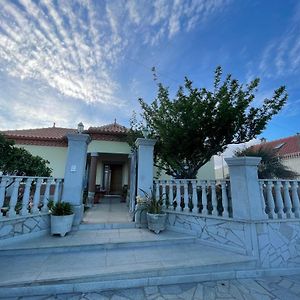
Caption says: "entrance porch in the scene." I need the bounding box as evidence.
[83,196,132,224]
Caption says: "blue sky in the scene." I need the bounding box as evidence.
[0,0,299,141]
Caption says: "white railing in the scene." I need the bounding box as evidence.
[154,179,232,218]
[0,176,64,219]
[260,180,300,219]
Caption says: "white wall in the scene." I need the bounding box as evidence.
[15,144,68,178]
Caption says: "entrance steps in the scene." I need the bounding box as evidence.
[0,227,258,298]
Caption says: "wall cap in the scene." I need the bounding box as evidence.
[225,156,261,167]
[135,138,156,147]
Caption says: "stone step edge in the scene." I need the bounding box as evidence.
[77,222,137,230]
[0,236,197,256]
[5,263,297,299]
[0,257,257,291]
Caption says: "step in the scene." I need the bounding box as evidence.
[0,228,196,255]
[79,222,137,230]
[0,242,257,298]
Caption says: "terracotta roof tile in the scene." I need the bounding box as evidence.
[87,122,128,134]
[252,134,300,156]
[2,127,76,140]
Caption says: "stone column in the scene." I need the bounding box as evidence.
[62,133,91,225]
[87,152,98,208]
[135,138,156,196]
[225,157,267,221]
[135,138,156,227]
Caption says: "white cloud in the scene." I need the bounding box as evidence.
[0,0,231,128]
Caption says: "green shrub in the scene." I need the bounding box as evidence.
[51,201,73,216]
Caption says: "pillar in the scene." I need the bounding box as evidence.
[62,133,91,225]
[225,157,267,221]
[135,138,156,196]
[87,152,98,207]
[135,138,156,227]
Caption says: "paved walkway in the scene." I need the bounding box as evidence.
[8,275,300,299]
[83,196,131,223]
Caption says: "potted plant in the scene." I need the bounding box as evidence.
[138,189,167,234]
[50,201,74,236]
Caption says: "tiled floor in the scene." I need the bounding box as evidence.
[82,196,132,223]
[9,275,300,299]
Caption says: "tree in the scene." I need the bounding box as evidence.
[235,146,299,179]
[132,66,287,179]
[0,133,52,177]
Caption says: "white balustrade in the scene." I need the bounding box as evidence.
[260,180,300,219]
[175,180,181,212]
[20,178,33,216]
[191,180,198,213]
[210,181,218,216]
[182,180,189,213]
[291,181,300,218]
[201,181,208,216]
[154,179,231,218]
[0,177,9,218]
[0,176,63,219]
[221,181,229,218]
[168,180,174,209]
[41,179,52,213]
[161,180,167,208]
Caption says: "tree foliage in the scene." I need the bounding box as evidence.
[132,66,287,179]
[0,133,52,176]
[235,146,299,179]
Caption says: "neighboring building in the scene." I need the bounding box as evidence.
[251,134,300,179]
[214,134,300,180]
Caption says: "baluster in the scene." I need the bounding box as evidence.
[221,180,229,217]
[283,181,293,218]
[155,180,160,201]
[7,177,22,218]
[191,180,198,213]
[161,180,167,209]
[20,178,33,216]
[42,178,52,213]
[31,178,43,214]
[266,181,275,219]
[0,177,9,218]
[168,180,174,209]
[210,181,218,216]
[175,180,181,212]
[201,181,208,215]
[53,179,61,203]
[274,181,285,219]
[259,181,268,217]
[182,180,189,212]
[291,181,300,218]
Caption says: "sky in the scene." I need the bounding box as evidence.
[0,0,299,142]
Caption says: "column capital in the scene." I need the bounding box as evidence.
[135,138,156,148]
[67,133,91,144]
[225,156,261,167]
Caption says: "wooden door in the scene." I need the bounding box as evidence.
[110,164,123,195]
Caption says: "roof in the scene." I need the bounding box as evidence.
[1,122,128,147]
[2,127,77,140]
[251,134,300,157]
[87,123,128,134]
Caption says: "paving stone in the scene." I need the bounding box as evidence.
[84,293,108,300]
[119,288,145,300]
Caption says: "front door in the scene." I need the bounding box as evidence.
[110,164,123,195]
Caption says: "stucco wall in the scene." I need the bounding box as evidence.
[88,140,131,154]
[282,157,300,179]
[15,144,67,178]
[155,157,216,180]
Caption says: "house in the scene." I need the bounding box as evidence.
[2,122,131,200]
[251,134,300,179]
[2,122,217,201]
